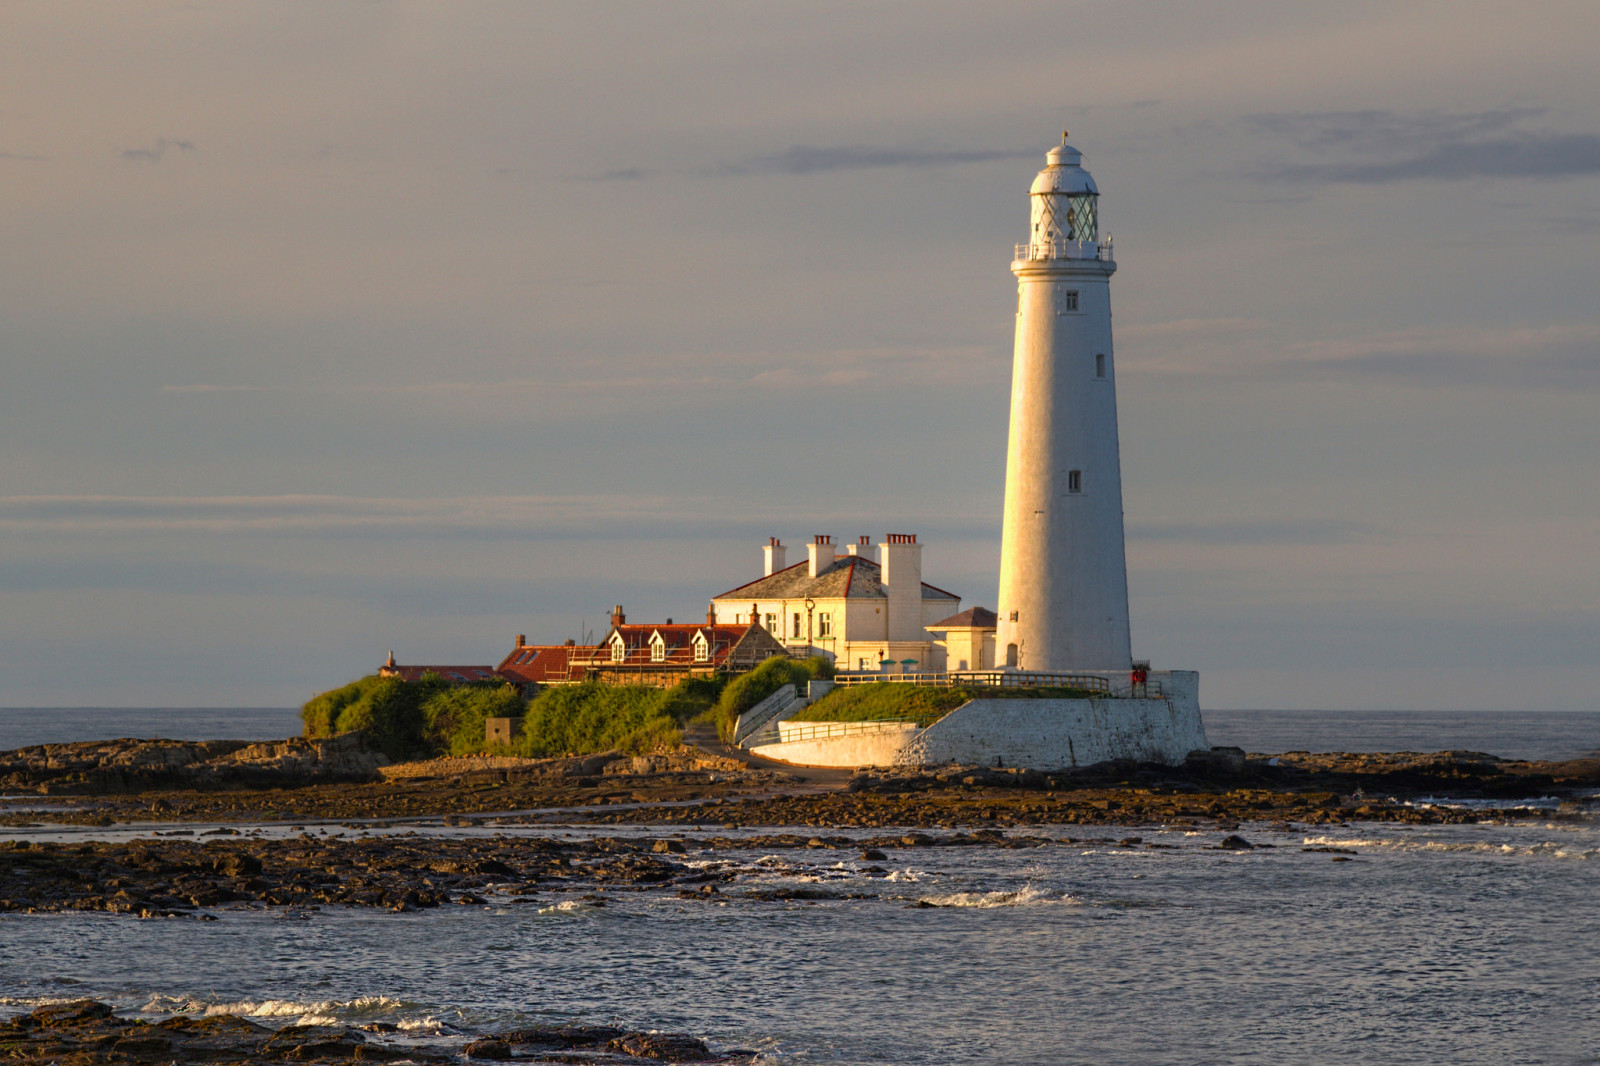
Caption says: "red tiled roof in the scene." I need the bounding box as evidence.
[580,623,765,669]
[381,665,498,683]
[495,644,595,684]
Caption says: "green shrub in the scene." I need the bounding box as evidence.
[420,683,526,756]
[302,674,524,760]
[706,655,830,742]
[515,682,684,757]
[791,682,974,727]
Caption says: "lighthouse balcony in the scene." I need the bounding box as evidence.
[1014,237,1114,263]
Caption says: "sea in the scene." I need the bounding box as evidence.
[2,707,1597,1064]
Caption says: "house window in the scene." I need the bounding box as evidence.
[693,637,709,662]
[610,639,625,662]
[763,613,778,634]
[1057,289,1079,314]
[1068,470,1082,493]
[792,613,802,638]
[1096,353,1106,378]
[650,638,665,663]
[817,612,832,637]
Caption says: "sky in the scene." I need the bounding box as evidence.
[1,2,1597,711]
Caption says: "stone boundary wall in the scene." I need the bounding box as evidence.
[748,671,1208,770]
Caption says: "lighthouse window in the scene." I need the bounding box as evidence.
[1056,289,1079,314]
[1068,470,1082,493]
[1096,353,1106,378]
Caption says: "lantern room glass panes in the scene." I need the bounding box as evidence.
[1067,194,1097,240]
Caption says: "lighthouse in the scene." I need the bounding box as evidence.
[995,136,1132,673]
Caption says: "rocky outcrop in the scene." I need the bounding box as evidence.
[376,747,750,782]
[0,1000,746,1064]
[0,732,388,794]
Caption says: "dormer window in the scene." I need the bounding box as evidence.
[609,636,626,662]
[649,633,666,662]
[693,633,710,662]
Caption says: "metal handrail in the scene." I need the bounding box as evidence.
[1013,237,1113,262]
[829,671,1111,693]
[771,718,920,744]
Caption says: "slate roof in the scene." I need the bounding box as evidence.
[927,606,999,630]
[713,556,959,603]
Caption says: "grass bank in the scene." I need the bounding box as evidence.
[791,680,1108,729]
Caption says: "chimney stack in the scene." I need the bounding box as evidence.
[880,534,923,643]
[846,535,874,562]
[611,604,625,628]
[706,602,716,626]
[515,634,526,648]
[763,537,787,576]
[808,535,835,578]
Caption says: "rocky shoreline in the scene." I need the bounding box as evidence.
[3,737,1595,832]
[0,999,750,1064]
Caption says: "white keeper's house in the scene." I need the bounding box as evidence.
[709,535,970,673]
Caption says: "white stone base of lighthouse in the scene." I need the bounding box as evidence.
[748,670,1209,770]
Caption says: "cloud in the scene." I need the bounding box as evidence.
[1121,318,1600,392]
[1285,326,1600,390]
[0,494,999,542]
[120,137,196,163]
[159,343,1004,400]
[0,150,47,162]
[1127,519,1374,547]
[582,166,652,182]
[714,143,1037,177]
[1247,109,1600,184]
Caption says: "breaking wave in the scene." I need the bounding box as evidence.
[140,994,418,1027]
[914,885,1071,908]
[1300,835,1599,859]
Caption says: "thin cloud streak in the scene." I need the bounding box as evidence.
[1248,109,1600,183]
[1122,320,1600,392]
[0,494,1000,541]
[716,144,1036,176]
[119,137,196,163]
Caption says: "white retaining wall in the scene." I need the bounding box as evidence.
[749,670,1207,770]
[751,721,919,768]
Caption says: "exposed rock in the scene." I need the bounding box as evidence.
[0,733,388,794]
[608,1031,714,1061]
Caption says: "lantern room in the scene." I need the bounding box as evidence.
[1029,137,1099,248]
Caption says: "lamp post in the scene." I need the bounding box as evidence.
[804,598,816,653]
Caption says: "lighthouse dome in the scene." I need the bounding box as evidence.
[1030,142,1098,196]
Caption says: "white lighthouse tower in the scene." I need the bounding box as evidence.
[995,135,1132,673]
